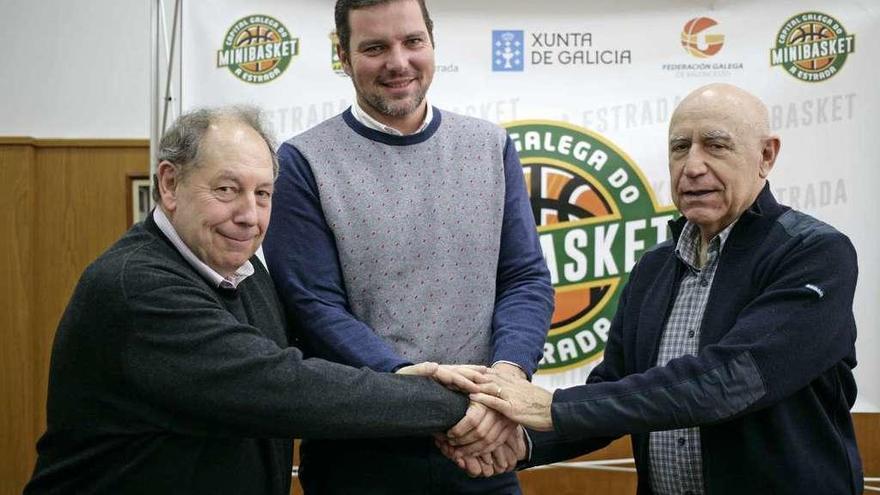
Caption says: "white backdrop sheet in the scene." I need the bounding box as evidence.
[176,0,879,411]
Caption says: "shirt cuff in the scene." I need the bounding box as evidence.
[390,361,414,373]
[491,360,528,378]
[491,360,522,368]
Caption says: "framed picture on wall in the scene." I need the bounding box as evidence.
[127,175,152,226]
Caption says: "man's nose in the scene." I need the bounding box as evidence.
[385,44,408,72]
[234,192,259,226]
[682,147,708,176]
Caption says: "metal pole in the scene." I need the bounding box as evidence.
[161,0,181,137]
[149,0,160,207]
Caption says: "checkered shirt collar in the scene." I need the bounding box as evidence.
[675,220,737,271]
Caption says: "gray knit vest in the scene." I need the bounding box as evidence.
[290,110,507,365]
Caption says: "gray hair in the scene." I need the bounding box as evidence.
[152,105,278,202]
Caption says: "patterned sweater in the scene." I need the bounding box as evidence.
[264,107,554,373]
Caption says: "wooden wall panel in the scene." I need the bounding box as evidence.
[0,142,36,495]
[519,436,637,494]
[856,413,880,480]
[31,142,149,439]
[0,138,148,495]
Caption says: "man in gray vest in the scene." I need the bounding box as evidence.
[262,0,554,492]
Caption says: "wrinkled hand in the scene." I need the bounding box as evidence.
[396,362,489,394]
[435,425,527,477]
[444,402,517,456]
[491,362,526,379]
[469,369,554,431]
[432,363,527,458]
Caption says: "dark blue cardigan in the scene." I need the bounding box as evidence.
[529,184,862,494]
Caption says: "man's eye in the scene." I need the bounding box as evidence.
[215,187,237,200]
[363,45,383,54]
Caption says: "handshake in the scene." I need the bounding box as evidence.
[396,362,555,478]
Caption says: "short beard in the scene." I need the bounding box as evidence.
[362,87,427,118]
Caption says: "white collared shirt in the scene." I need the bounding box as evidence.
[351,99,433,135]
[153,208,255,289]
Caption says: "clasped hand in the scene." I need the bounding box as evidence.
[398,363,552,477]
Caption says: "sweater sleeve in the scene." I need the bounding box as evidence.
[119,262,467,439]
[262,143,410,372]
[490,136,555,377]
[549,230,858,439]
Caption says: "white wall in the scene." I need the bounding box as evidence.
[0,0,150,138]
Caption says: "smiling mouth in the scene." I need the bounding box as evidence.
[682,189,717,198]
[381,78,415,89]
[220,233,255,245]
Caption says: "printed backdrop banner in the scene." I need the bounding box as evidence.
[178,0,879,411]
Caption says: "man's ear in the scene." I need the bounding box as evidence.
[337,44,352,76]
[759,136,781,179]
[156,160,181,212]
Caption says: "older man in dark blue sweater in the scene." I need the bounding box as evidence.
[468,83,863,494]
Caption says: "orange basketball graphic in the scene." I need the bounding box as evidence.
[787,22,836,71]
[508,121,676,371]
[524,162,613,329]
[681,17,725,58]
[234,25,282,74]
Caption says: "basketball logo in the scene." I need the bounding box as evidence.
[680,17,724,58]
[217,15,300,84]
[506,121,677,373]
[330,31,347,77]
[524,163,614,331]
[770,12,855,82]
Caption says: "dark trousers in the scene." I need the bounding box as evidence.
[299,437,521,495]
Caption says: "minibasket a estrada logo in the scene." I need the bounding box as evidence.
[770,11,855,82]
[504,121,676,372]
[217,15,300,84]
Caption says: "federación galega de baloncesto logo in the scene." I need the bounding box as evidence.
[770,12,855,82]
[505,121,676,372]
[681,17,724,58]
[217,15,300,84]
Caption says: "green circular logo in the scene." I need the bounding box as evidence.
[504,120,677,373]
[770,12,855,83]
[216,15,300,84]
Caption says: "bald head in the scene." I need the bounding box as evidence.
[672,83,771,142]
[667,84,781,243]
